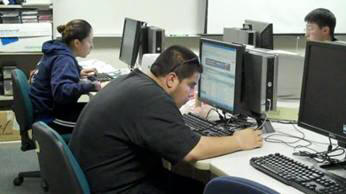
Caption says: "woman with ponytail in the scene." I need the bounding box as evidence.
[30,19,101,133]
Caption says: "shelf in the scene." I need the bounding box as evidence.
[0,4,51,9]
[56,33,202,38]
[167,34,201,38]
[91,34,200,38]
[0,52,43,55]
[0,95,13,101]
[0,5,22,9]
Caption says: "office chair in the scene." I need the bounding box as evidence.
[11,68,40,186]
[11,68,71,187]
[32,121,90,194]
[204,176,279,194]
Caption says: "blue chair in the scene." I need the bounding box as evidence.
[11,68,71,187]
[32,121,90,194]
[204,176,279,194]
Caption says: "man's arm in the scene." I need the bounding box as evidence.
[183,128,263,161]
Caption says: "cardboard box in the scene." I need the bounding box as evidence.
[0,23,52,52]
[0,111,20,142]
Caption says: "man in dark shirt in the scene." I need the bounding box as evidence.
[69,45,263,194]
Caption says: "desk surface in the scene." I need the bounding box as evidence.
[197,122,346,193]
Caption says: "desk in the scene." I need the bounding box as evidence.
[187,100,301,171]
[78,81,110,103]
[185,100,345,193]
[201,123,346,193]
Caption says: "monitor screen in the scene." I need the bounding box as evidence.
[298,41,346,145]
[198,38,244,114]
[119,18,146,68]
[244,19,273,49]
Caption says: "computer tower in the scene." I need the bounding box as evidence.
[242,49,278,114]
[223,27,256,46]
[139,26,165,65]
[269,51,304,98]
[147,26,165,53]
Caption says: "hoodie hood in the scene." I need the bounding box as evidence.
[42,40,74,57]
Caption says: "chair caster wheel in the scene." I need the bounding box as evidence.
[41,180,49,192]
[13,176,24,186]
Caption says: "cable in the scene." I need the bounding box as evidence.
[264,123,312,149]
[257,113,268,129]
[205,108,217,120]
[270,118,297,125]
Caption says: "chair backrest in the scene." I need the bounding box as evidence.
[11,68,35,151]
[32,121,90,194]
[11,68,33,131]
[204,176,279,194]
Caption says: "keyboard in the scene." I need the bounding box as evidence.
[94,73,114,82]
[183,113,234,136]
[250,153,346,194]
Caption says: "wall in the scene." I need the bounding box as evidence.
[83,35,346,68]
[53,0,205,36]
[207,0,346,34]
[81,37,201,68]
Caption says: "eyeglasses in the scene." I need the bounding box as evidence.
[169,57,200,72]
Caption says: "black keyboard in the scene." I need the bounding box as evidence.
[183,113,234,136]
[250,153,346,194]
[95,73,114,82]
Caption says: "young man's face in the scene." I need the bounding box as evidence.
[171,72,200,108]
[305,22,331,41]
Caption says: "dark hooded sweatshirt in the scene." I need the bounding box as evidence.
[29,40,95,123]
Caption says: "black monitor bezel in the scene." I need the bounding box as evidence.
[198,38,245,114]
[119,18,146,68]
[244,19,273,50]
[298,40,346,145]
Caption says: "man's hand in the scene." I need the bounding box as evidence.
[92,81,102,91]
[80,67,97,78]
[233,128,263,150]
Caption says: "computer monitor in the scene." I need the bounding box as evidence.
[244,19,273,49]
[119,18,146,68]
[198,38,245,114]
[298,41,346,148]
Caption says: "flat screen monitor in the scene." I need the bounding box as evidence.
[298,41,346,146]
[119,18,146,68]
[199,38,245,114]
[244,19,273,49]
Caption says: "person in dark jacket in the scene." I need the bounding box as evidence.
[30,19,101,133]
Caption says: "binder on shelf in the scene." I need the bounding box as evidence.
[0,23,52,52]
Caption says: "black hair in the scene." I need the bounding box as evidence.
[151,45,203,80]
[57,19,92,45]
[304,8,336,39]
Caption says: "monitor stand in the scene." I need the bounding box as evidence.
[254,113,275,134]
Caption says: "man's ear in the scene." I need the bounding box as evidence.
[165,72,179,89]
